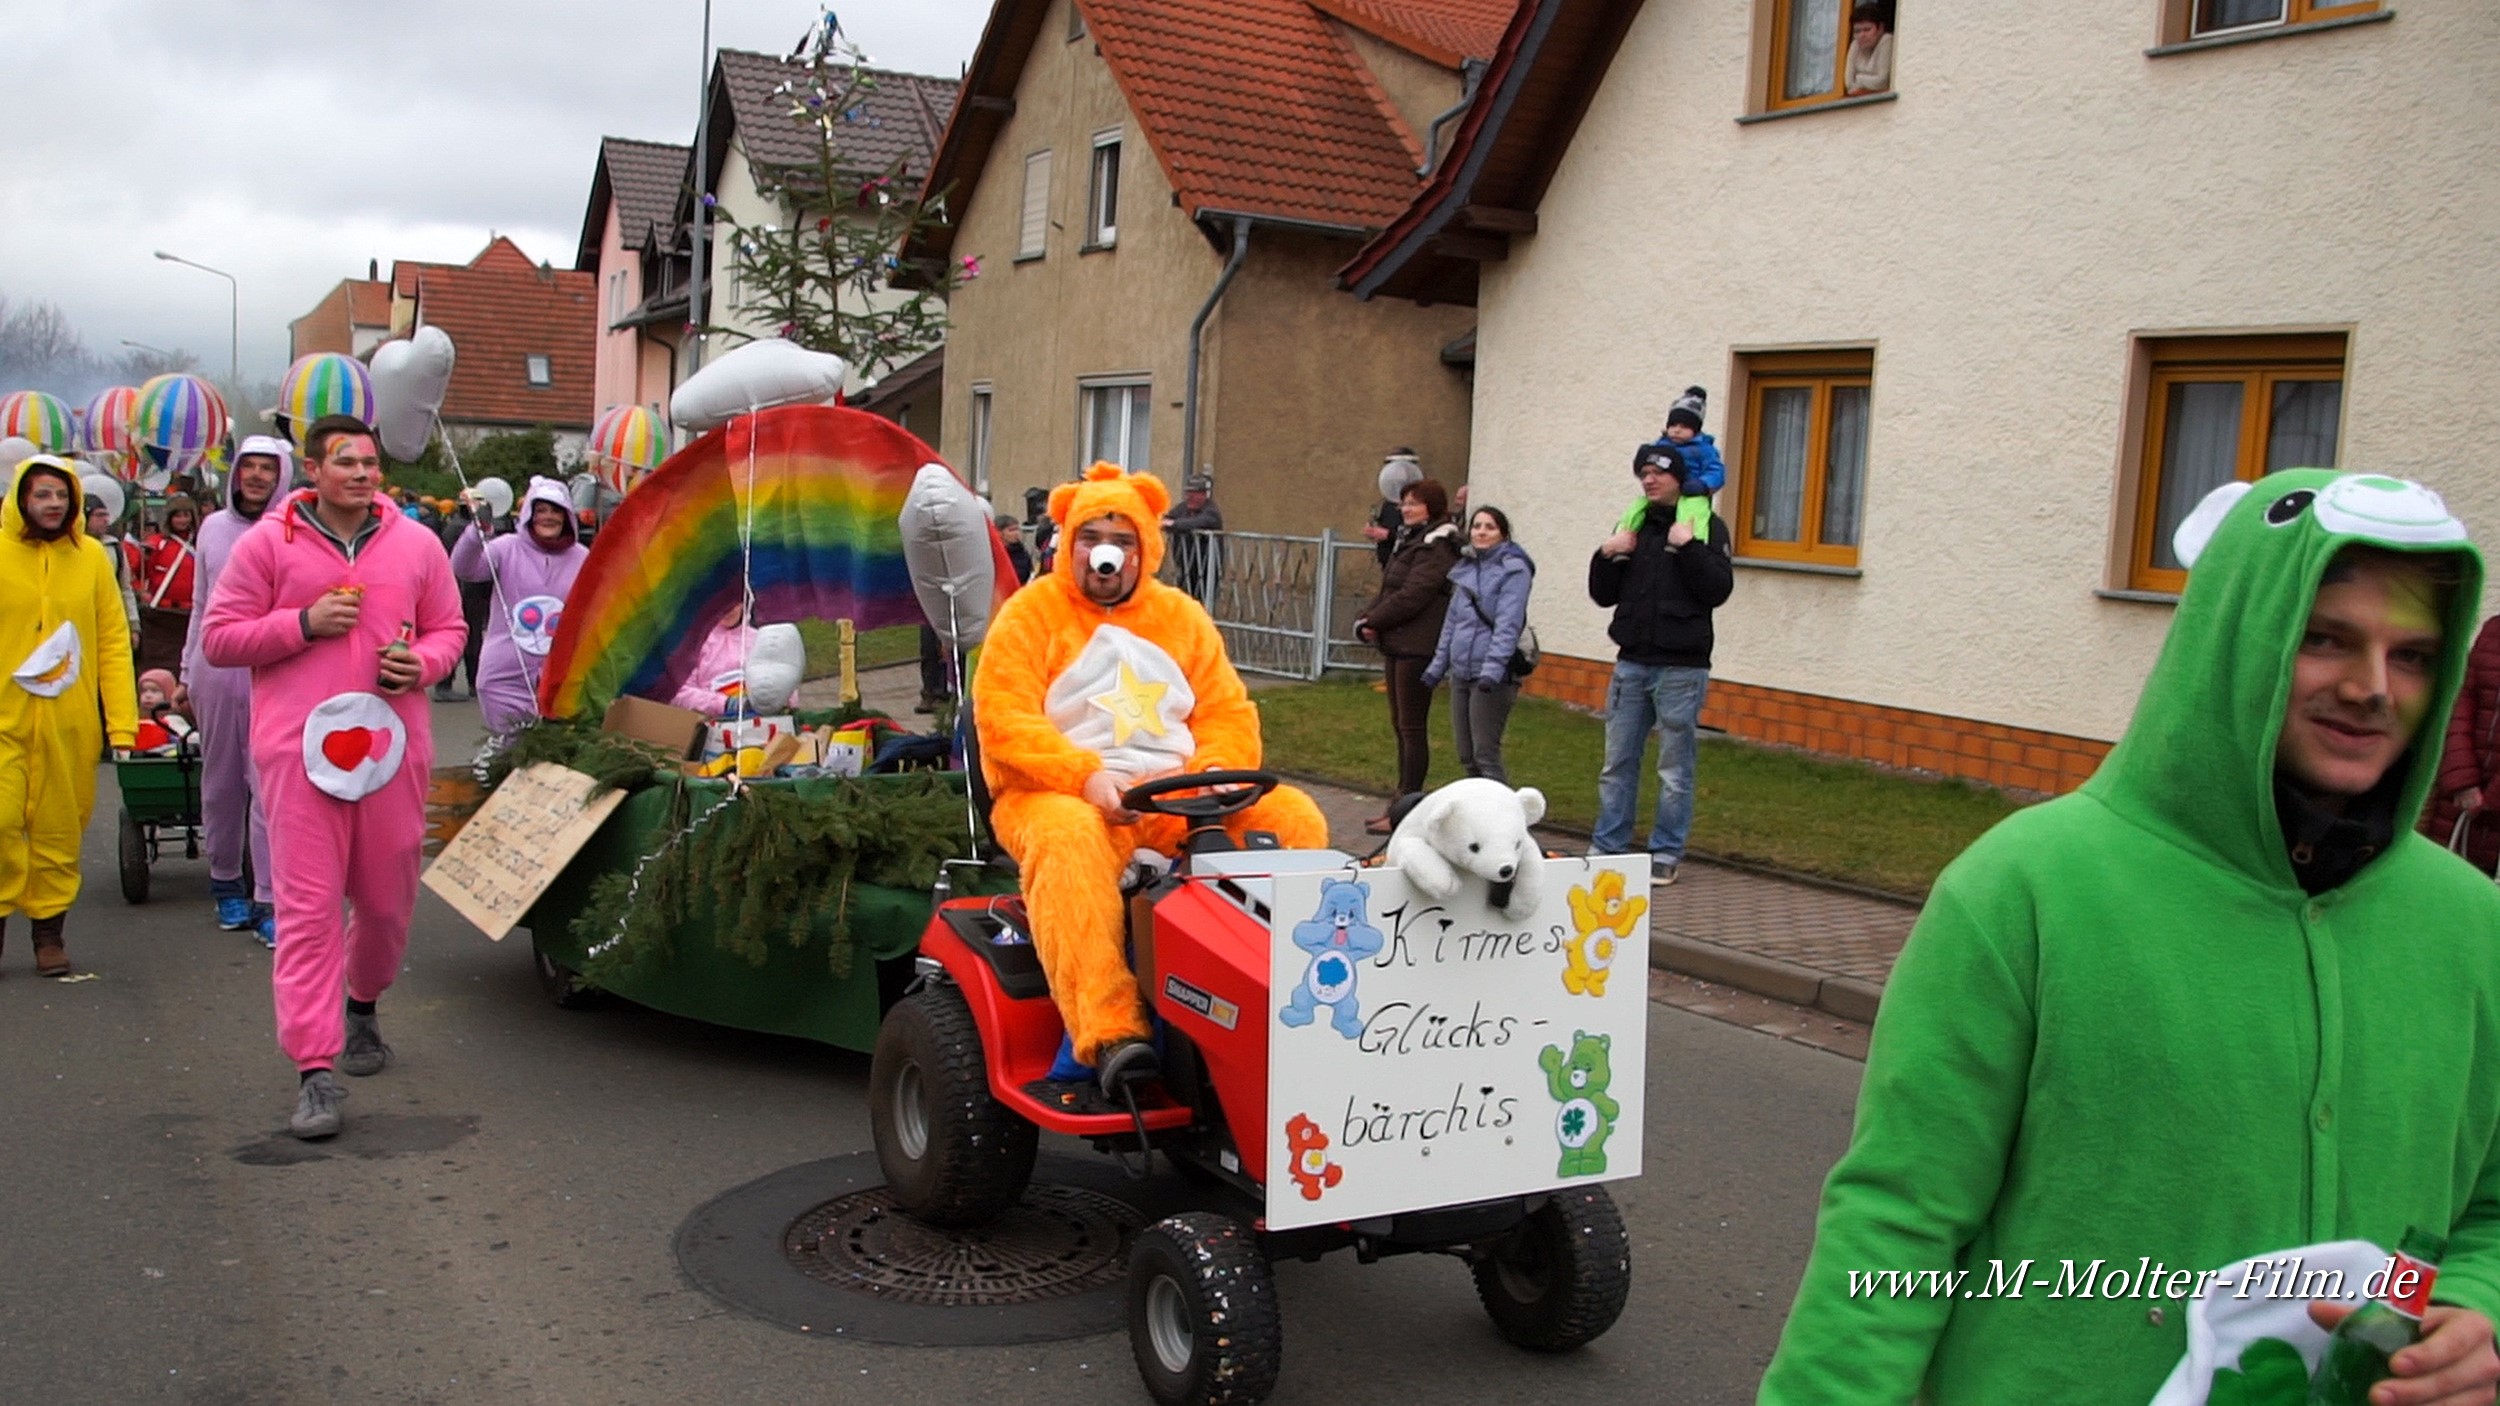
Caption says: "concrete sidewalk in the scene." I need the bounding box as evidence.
[1287,778,1918,1025]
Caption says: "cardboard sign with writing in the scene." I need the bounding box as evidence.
[1263,855,1649,1232]
[422,763,627,941]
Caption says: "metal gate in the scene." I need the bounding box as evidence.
[1158,529,1386,679]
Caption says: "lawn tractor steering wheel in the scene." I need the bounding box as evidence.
[1122,769,1278,822]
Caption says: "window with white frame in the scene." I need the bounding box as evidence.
[1086,131,1121,247]
[1019,150,1053,260]
[969,384,995,496]
[1080,379,1151,476]
[525,354,553,387]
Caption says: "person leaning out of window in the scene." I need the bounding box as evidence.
[1423,505,1535,785]
[1845,3,1893,96]
[1354,477,1461,833]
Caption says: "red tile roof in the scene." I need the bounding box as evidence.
[911,0,1514,269]
[1083,0,1437,230]
[404,239,597,430]
[1309,0,1512,65]
[347,281,392,326]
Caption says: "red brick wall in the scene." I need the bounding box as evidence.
[1525,652,2111,796]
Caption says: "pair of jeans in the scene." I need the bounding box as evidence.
[1591,661,1710,861]
[1382,654,1434,797]
[1450,678,1518,783]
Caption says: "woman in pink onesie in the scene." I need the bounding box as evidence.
[201,417,466,1140]
[449,476,587,742]
[182,434,289,945]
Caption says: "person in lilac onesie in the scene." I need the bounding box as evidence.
[449,476,587,741]
[183,435,291,946]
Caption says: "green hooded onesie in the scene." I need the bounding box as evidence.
[1759,470,2500,1403]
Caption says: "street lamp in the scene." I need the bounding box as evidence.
[120,339,176,361]
[154,251,237,388]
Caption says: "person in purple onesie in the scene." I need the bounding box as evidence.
[182,435,291,946]
[449,476,588,743]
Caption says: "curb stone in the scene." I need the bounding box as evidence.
[1647,936,1885,1025]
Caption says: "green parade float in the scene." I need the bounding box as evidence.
[458,384,1017,1054]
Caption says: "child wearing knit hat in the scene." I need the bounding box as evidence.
[1617,385,1725,537]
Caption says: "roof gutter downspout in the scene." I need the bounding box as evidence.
[1183,216,1252,484]
[1419,58,1491,176]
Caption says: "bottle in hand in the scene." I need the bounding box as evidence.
[2309,1226,2446,1403]
[379,620,415,692]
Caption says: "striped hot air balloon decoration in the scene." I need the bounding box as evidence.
[587,404,666,494]
[131,373,229,486]
[81,386,140,468]
[0,390,77,452]
[277,353,377,448]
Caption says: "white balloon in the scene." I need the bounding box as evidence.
[79,473,125,524]
[0,437,37,471]
[669,338,847,433]
[473,477,515,521]
[743,622,806,715]
[899,462,999,650]
[370,325,457,462]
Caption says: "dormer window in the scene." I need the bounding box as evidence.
[526,354,553,387]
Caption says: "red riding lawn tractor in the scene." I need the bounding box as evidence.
[868,771,1633,1406]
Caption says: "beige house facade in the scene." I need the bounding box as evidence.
[1355,0,2499,793]
[916,0,1484,529]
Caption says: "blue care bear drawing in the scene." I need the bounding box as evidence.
[1278,877,1383,1038]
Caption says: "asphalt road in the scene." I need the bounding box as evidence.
[0,719,1864,1405]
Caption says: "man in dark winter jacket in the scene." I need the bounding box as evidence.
[1588,450,1734,884]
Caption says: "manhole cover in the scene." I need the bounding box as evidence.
[782,1183,1139,1306]
[676,1151,1209,1345]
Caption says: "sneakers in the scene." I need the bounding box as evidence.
[338,1007,393,1077]
[213,879,254,930]
[430,681,457,702]
[253,909,276,950]
[290,1070,346,1140]
[1651,860,1680,887]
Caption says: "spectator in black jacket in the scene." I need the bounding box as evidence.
[1587,452,1734,885]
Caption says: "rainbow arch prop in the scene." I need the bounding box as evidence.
[536,404,1018,720]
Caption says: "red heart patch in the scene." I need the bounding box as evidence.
[321,727,377,771]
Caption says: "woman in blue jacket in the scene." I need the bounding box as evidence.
[1424,505,1535,783]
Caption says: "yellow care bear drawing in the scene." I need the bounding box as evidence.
[1563,870,1647,997]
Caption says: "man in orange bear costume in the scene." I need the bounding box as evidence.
[976,462,1328,1094]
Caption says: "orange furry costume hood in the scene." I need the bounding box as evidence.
[1047,459,1169,589]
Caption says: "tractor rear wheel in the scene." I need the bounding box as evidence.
[869,984,1037,1228]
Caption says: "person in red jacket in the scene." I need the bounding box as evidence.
[2425,614,2500,872]
[142,493,201,611]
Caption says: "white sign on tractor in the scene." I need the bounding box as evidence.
[1263,854,1650,1233]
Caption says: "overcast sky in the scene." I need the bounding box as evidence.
[1,0,992,384]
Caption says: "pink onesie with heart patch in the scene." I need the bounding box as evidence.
[202,493,466,1071]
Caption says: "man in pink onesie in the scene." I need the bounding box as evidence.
[202,416,466,1140]
[183,435,290,947]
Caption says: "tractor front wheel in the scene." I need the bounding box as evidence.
[1470,1187,1631,1352]
[1127,1212,1282,1406]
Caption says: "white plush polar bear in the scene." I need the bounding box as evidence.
[1385,779,1546,921]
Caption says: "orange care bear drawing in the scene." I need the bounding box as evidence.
[1284,1113,1345,1202]
[1563,870,1647,998]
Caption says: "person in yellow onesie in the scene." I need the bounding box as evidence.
[1,455,138,975]
[976,462,1328,1093]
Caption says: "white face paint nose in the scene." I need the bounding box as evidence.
[1089,542,1126,576]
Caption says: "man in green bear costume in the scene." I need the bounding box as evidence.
[1761,471,2500,1404]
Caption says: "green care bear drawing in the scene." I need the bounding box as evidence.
[1538,1031,1618,1178]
